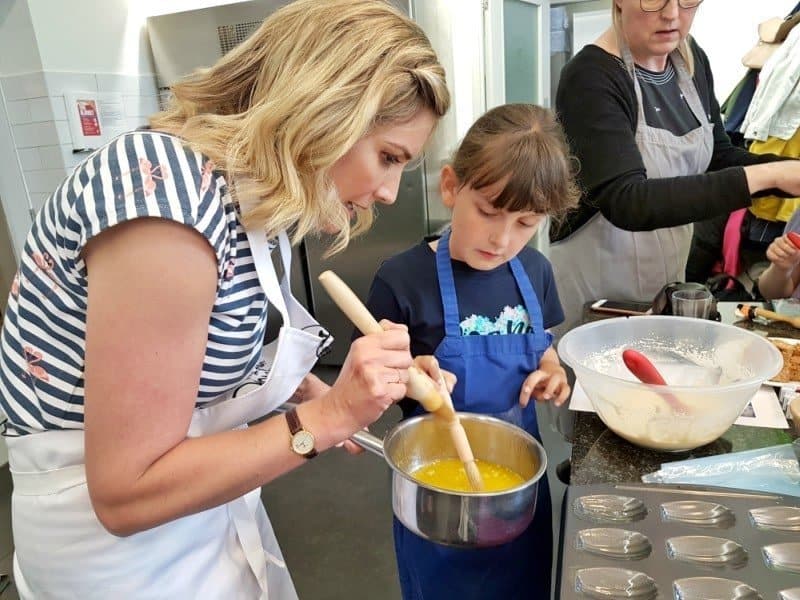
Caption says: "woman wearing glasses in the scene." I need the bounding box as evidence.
[549,0,800,331]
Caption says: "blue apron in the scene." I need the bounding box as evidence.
[393,232,553,600]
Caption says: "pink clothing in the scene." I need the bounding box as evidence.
[711,208,747,289]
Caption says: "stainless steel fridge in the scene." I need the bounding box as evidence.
[303,167,435,364]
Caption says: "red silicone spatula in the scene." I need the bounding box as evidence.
[622,349,688,414]
[788,231,800,249]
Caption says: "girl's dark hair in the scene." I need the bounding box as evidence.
[450,103,580,220]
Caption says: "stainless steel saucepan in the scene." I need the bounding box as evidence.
[277,405,548,548]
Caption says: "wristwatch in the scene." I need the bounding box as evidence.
[285,408,318,459]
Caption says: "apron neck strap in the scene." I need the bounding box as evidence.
[276,232,294,296]
[508,258,547,345]
[619,36,638,80]
[435,230,462,337]
[245,226,290,322]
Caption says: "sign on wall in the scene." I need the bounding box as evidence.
[65,91,127,152]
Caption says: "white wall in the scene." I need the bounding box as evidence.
[692,0,797,102]
[147,0,288,88]
[0,0,42,75]
[144,0,256,17]
[0,0,41,259]
[0,0,164,260]
[27,0,154,76]
[24,0,257,74]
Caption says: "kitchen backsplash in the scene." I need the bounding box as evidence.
[2,70,159,215]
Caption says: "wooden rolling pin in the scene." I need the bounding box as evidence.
[738,304,800,329]
[318,270,484,491]
[790,396,800,436]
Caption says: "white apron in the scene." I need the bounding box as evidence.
[550,41,715,334]
[7,228,332,599]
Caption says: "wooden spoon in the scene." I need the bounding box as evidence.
[432,374,485,492]
[622,349,689,414]
[738,303,800,329]
[789,396,800,437]
[318,270,485,491]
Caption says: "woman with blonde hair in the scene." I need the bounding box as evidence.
[549,0,800,332]
[0,0,449,597]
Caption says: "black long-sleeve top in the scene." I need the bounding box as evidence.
[550,40,786,241]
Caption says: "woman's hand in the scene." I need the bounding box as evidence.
[746,161,800,196]
[773,161,800,197]
[327,320,413,434]
[519,349,570,408]
[335,355,456,456]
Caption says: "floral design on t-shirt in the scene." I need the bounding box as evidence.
[460,305,533,336]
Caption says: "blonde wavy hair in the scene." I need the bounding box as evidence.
[150,0,450,254]
[612,1,695,76]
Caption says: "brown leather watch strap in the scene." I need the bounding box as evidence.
[285,408,318,459]
[285,407,302,434]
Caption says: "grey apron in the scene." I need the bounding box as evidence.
[550,40,714,334]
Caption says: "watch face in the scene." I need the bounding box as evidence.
[291,430,315,455]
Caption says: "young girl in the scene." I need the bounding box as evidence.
[364,103,581,599]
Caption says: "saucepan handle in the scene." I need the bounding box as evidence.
[349,429,385,456]
[273,402,385,458]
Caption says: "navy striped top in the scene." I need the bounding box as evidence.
[0,131,269,436]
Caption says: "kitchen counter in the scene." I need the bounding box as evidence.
[567,301,798,486]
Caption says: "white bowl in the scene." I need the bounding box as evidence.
[558,316,783,451]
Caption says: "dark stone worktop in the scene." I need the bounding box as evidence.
[568,301,798,486]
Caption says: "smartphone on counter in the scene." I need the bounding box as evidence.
[590,299,653,316]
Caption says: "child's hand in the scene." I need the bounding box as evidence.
[766,234,800,271]
[519,361,570,408]
[338,356,456,457]
[290,373,330,403]
[413,355,457,394]
[339,437,366,455]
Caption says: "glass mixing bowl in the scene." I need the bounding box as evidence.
[558,316,783,452]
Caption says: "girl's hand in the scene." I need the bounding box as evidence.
[766,234,800,271]
[412,355,457,394]
[292,375,366,453]
[290,373,330,403]
[336,355,456,456]
[327,320,413,434]
[519,361,570,408]
[339,438,365,455]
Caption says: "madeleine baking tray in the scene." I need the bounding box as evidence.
[558,482,800,599]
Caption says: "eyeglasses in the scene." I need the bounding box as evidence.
[640,0,703,12]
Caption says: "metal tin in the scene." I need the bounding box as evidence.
[352,413,547,548]
[558,483,800,599]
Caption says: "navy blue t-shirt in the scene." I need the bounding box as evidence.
[364,237,564,414]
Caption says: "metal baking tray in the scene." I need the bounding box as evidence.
[557,482,800,599]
